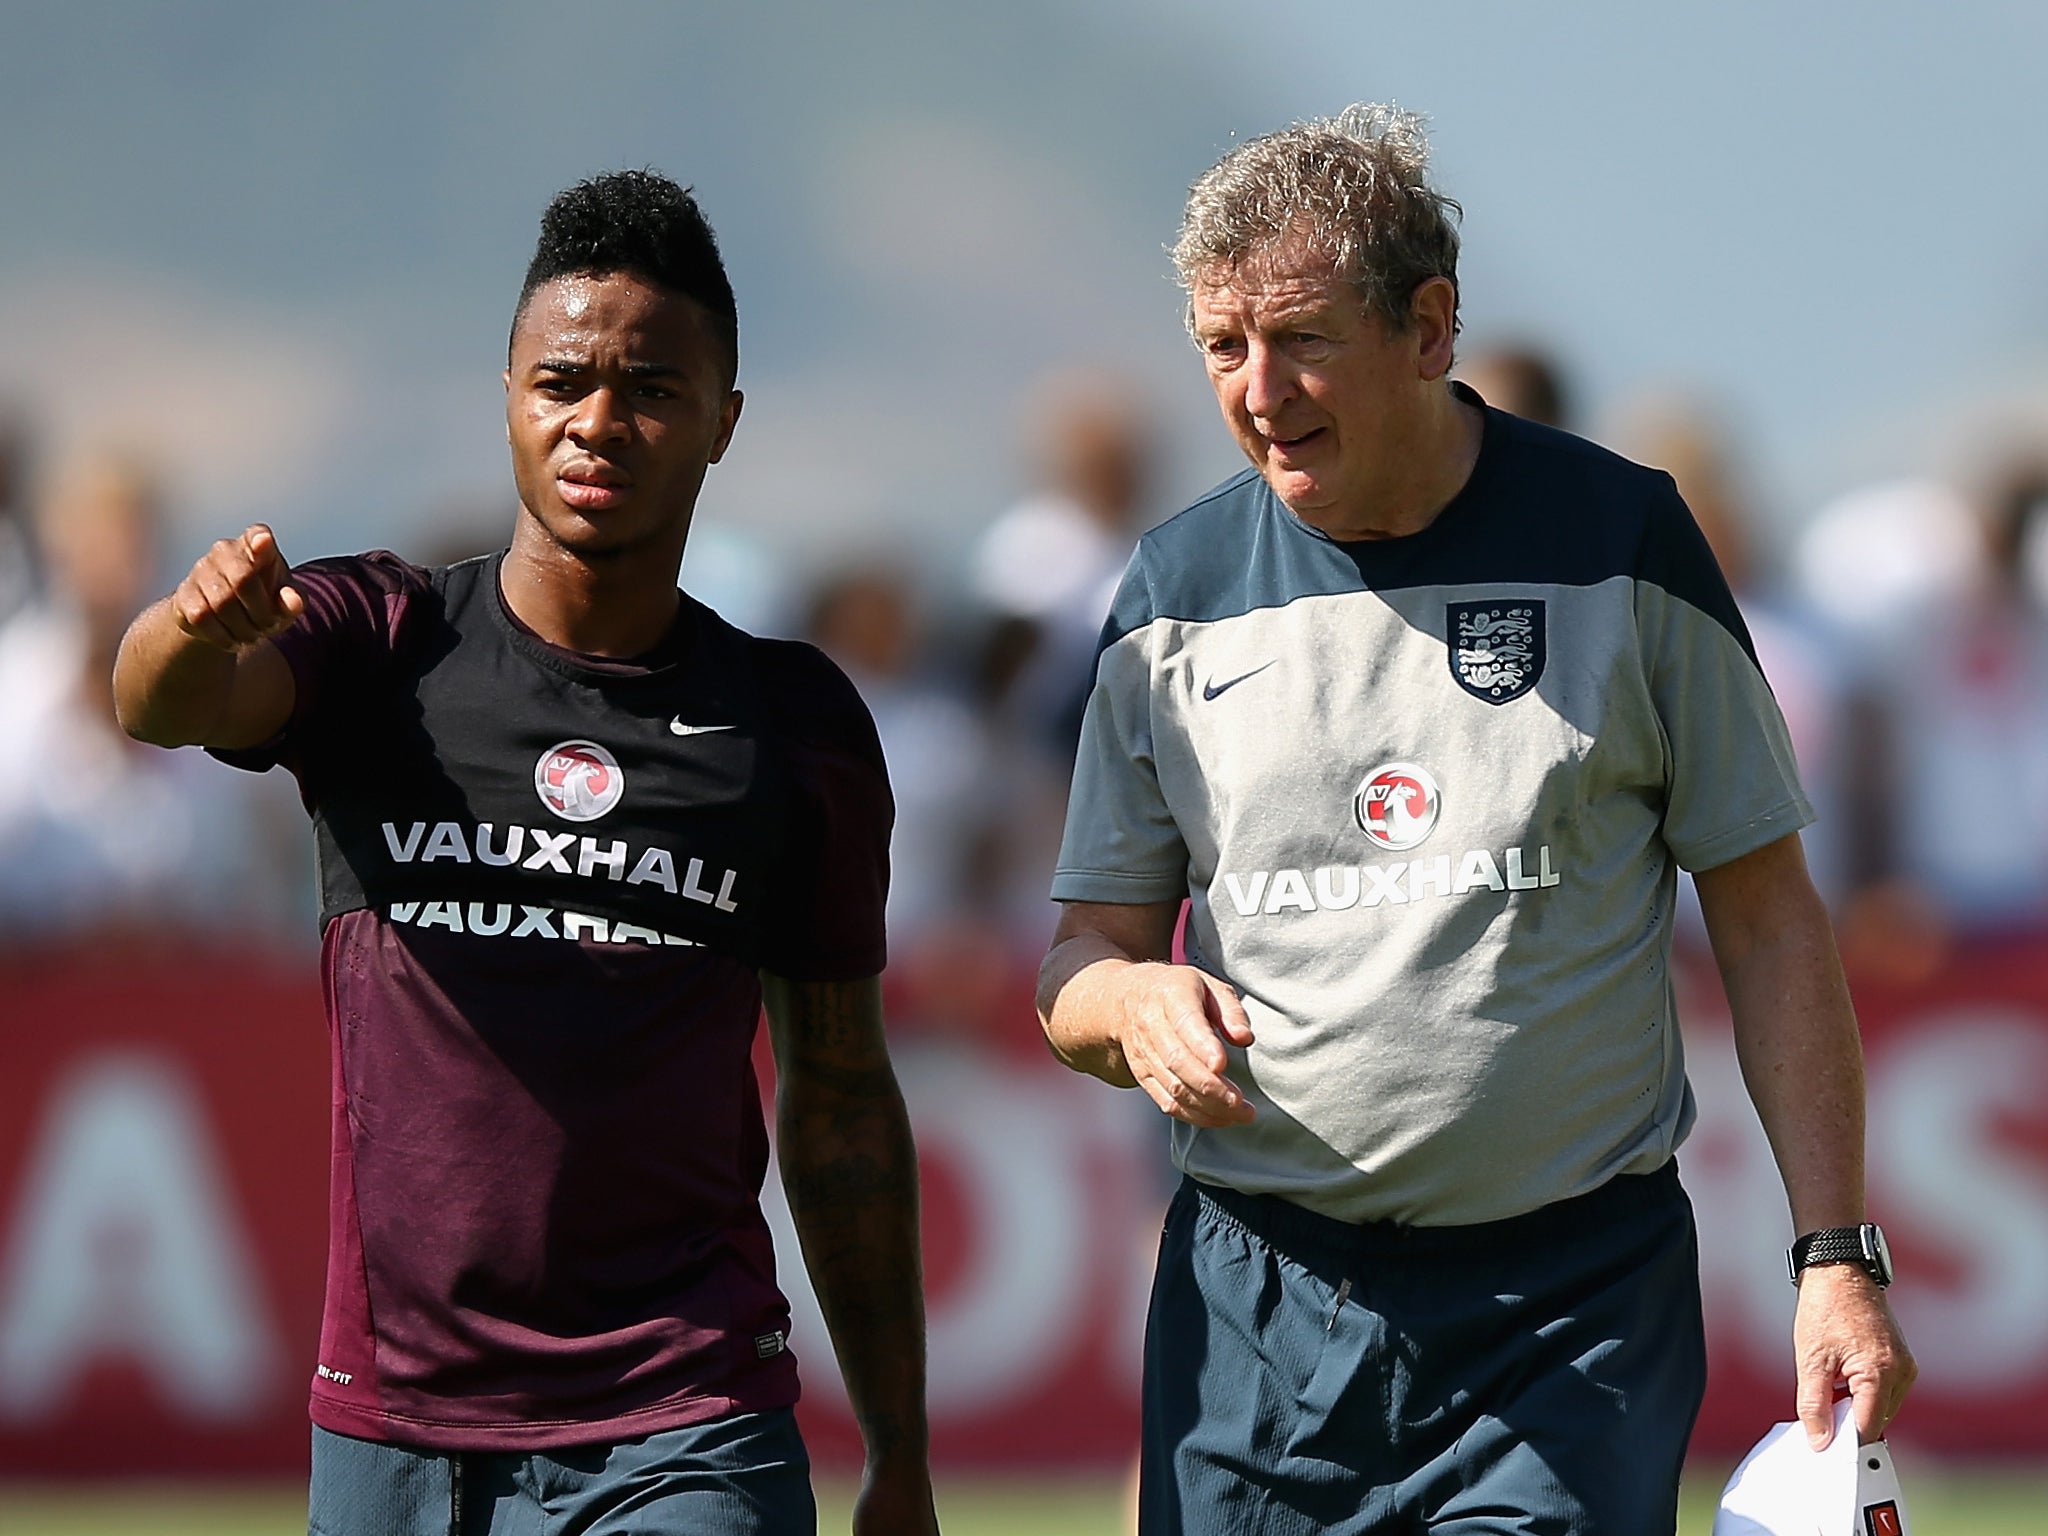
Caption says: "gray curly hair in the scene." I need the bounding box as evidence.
[1172,103,1462,334]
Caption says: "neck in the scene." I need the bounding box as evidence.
[499,522,686,658]
[1302,383,1485,542]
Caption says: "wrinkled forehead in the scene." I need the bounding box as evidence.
[1191,221,1368,300]
[1189,240,1362,323]
[1190,220,1354,289]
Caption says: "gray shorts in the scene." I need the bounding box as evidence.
[308,1408,814,1536]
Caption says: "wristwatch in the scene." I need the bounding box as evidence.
[1786,1224,1894,1287]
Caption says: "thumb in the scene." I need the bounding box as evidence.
[1847,1376,1885,1445]
[276,582,305,622]
[1797,1368,1838,1449]
[1204,977,1255,1046]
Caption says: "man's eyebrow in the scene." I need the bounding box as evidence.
[529,357,685,380]
[1259,296,1336,323]
[531,359,683,376]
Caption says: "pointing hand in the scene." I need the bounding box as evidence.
[171,524,305,651]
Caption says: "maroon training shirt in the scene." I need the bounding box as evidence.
[215,550,891,1450]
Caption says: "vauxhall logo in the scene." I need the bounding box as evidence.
[1222,758,1562,917]
[1222,847,1560,917]
[380,820,739,912]
[1354,762,1440,853]
[536,740,623,822]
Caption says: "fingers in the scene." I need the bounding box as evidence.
[1852,1326,1917,1443]
[1120,967,1257,1127]
[172,524,301,651]
[1808,1354,1912,1448]
[1135,1018,1246,1126]
[1792,1267,1917,1447]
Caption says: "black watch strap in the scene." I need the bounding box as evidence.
[1788,1224,1893,1287]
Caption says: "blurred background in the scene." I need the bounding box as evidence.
[2,2,2046,1530]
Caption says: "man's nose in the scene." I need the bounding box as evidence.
[567,386,632,446]
[1240,339,1296,423]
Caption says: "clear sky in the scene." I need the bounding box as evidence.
[1,1,2042,582]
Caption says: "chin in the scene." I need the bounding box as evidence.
[522,508,631,560]
[564,528,654,563]
[1266,470,1330,507]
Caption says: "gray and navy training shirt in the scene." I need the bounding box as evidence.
[1052,392,1810,1227]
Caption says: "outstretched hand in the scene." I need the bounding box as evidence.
[1793,1264,1916,1447]
[172,523,304,651]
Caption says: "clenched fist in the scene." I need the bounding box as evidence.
[172,524,304,650]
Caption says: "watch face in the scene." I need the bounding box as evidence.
[1864,1224,1895,1286]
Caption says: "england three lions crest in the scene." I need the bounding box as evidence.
[1447,600,1545,704]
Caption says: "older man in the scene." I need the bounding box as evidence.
[1037,105,1913,1534]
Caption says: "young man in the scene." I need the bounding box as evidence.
[1037,106,1914,1534]
[116,171,937,1536]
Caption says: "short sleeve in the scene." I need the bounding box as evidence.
[208,551,432,776]
[759,645,894,980]
[1050,552,1189,903]
[1635,482,1814,870]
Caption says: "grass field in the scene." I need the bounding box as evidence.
[1,1469,2043,1534]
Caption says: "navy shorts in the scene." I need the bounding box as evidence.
[1141,1162,1707,1536]
[308,1408,814,1536]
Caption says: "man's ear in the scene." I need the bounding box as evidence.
[1410,278,1459,383]
[708,390,744,465]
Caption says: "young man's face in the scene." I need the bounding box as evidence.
[1190,245,1453,535]
[504,271,742,564]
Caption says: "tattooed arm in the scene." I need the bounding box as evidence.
[761,972,938,1536]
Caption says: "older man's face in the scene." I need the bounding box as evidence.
[1191,246,1438,535]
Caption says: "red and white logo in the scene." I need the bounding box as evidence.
[535,740,624,822]
[1354,762,1441,852]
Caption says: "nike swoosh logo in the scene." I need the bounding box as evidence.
[1201,661,1276,701]
[669,720,735,736]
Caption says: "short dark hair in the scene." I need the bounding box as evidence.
[512,169,739,381]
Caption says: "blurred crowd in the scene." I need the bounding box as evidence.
[4,350,2048,1025]
[0,434,305,947]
